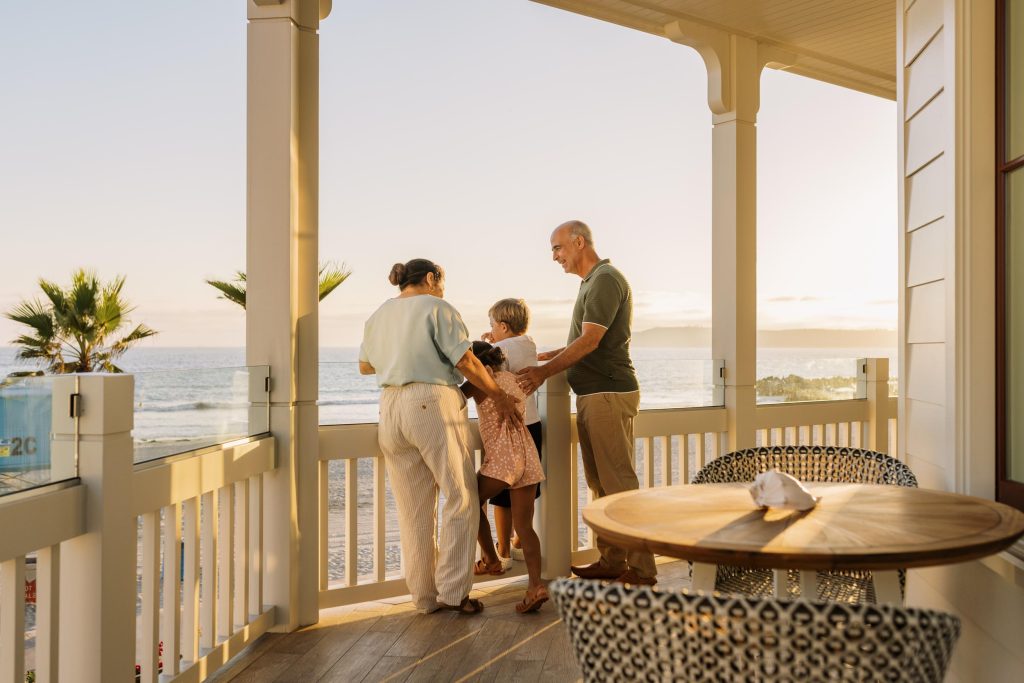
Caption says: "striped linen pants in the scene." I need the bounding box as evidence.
[378,383,479,611]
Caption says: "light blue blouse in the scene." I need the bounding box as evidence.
[359,295,472,387]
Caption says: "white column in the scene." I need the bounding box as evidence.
[538,372,572,578]
[246,0,328,629]
[668,24,765,452]
[54,374,136,683]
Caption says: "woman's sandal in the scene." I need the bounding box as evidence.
[515,586,550,614]
[473,558,506,576]
[439,596,485,614]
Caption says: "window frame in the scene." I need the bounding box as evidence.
[997,0,1024,509]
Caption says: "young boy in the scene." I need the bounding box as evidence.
[479,298,542,566]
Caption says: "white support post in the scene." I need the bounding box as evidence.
[668,24,767,452]
[246,0,327,630]
[53,374,136,683]
[538,372,572,579]
[858,358,890,453]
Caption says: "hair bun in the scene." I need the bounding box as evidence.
[388,263,407,286]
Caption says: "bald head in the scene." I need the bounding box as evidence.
[551,219,599,278]
[554,220,594,247]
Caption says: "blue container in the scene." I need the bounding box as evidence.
[0,378,52,474]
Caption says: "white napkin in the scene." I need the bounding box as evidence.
[748,470,821,511]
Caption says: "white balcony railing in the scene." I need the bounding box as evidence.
[0,360,895,683]
[317,358,896,608]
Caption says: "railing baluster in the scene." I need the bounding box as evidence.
[35,545,59,683]
[250,474,263,613]
[374,458,386,582]
[319,460,329,592]
[217,485,234,640]
[345,459,358,587]
[200,490,217,651]
[643,437,654,488]
[162,503,182,676]
[234,479,249,628]
[140,512,160,683]
[0,556,26,683]
[698,433,708,478]
[182,497,200,666]
[569,440,580,551]
[659,435,671,486]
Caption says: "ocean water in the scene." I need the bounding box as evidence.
[0,345,895,461]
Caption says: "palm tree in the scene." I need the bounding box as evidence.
[5,270,158,373]
[206,260,351,309]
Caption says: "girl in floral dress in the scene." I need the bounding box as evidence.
[465,340,548,613]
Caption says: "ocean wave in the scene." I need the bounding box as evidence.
[135,400,248,413]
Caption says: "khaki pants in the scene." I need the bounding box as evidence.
[576,390,657,579]
[378,383,479,611]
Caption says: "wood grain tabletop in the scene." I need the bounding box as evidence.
[582,483,1024,570]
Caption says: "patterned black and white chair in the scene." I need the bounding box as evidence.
[692,445,918,603]
[551,578,960,683]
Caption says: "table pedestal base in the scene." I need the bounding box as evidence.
[691,562,717,592]
[690,564,904,605]
[873,570,901,604]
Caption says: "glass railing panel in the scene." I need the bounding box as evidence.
[133,365,270,463]
[756,352,899,404]
[319,362,383,425]
[756,356,861,404]
[632,358,723,409]
[0,373,77,496]
[320,356,725,425]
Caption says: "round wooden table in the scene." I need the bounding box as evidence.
[583,482,1024,602]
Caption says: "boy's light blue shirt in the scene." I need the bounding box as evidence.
[359,295,472,387]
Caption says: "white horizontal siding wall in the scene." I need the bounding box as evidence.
[900,0,952,491]
[898,1,1018,681]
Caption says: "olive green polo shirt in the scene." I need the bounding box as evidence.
[566,259,640,396]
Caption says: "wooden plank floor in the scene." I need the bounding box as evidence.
[210,559,692,683]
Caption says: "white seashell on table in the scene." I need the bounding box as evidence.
[748,470,821,511]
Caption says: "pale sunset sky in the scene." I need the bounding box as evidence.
[0,1,897,350]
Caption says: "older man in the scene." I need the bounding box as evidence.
[518,220,657,585]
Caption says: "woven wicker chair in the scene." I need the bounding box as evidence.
[551,578,960,683]
[692,445,918,603]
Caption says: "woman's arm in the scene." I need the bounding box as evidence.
[460,381,486,402]
[359,361,376,375]
[456,350,522,426]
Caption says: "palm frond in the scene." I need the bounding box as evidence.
[318,261,352,302]
[107,324,158,358]
[206,279,247,308]
[5,299,54,338]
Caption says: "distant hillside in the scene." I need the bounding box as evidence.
[633,327,896,348]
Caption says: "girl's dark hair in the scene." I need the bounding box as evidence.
[388,259,444,289]
[472,340,506,370]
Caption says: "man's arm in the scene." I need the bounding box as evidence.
[537,346,565,362]
[517,323,606,394]
[359,361,375,375]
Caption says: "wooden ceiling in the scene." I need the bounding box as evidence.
[530,0,897,100]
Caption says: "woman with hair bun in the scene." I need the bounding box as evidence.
[359,258,521,615]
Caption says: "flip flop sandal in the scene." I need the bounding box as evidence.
[474,558,506,576]
[439,597,485,614]
[515,587,550,614]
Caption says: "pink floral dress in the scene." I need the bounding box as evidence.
[477,371,545,489]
